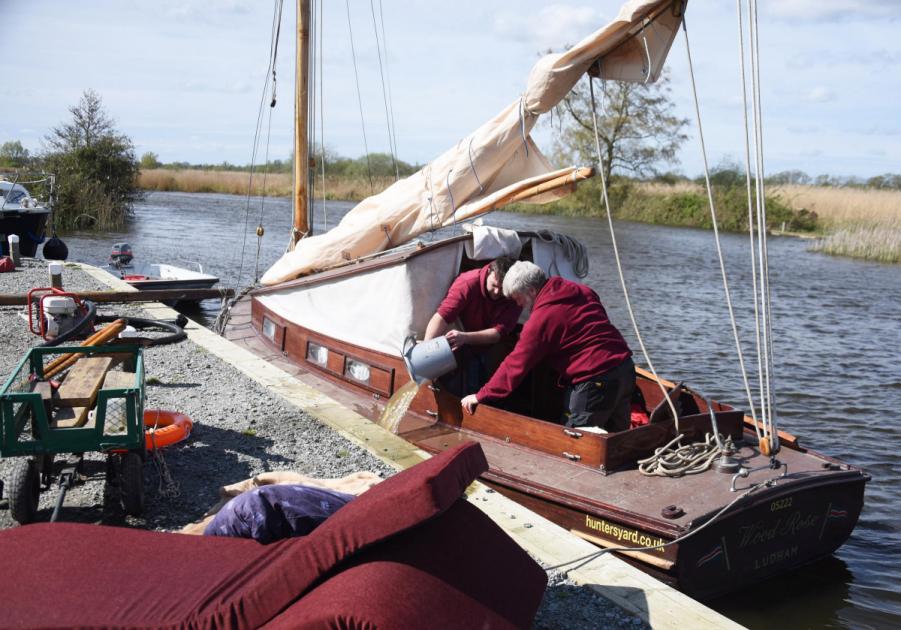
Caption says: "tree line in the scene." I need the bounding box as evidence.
[138,148,420,180]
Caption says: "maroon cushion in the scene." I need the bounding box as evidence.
[0,441,490,629]
[0,524,301,629]
[265,501,547,629]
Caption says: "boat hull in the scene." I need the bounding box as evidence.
[0,209,49,257]
[223,293,869,599]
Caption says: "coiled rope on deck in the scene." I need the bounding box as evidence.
[637,432,733,477]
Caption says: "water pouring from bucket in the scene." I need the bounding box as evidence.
[377,336,458,434]
[402,335,458,385]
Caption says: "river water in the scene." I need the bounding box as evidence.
[58,191,899,629]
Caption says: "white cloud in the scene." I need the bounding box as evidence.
[768,0,901,21]
[804,86,836,103]
[493,4,604,50]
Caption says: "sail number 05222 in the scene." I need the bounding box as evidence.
[770,497,793,512]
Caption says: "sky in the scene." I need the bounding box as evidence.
[2,0,899,179]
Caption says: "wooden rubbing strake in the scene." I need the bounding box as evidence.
[55,357,114,408]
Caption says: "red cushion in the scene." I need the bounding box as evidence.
[0,441,490,628]
[265,501,547,629]
[0,524,300,629]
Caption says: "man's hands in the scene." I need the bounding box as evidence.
[445,329,469,350]
[461,394,479,415]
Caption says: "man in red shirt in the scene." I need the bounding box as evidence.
[425,257,521,393]
[461,261,635,432]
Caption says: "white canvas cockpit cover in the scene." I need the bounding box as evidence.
[258,244,464,355]
[262,0,683,285]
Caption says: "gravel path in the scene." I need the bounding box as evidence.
[0,259,648,629]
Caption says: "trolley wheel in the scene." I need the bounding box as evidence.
[120,452,145,516]
[8,458,40,525]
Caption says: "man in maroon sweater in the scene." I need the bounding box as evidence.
[461,261,635,432]
[425,257,521,394]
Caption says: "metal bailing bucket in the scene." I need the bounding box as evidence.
[402,335,457,385]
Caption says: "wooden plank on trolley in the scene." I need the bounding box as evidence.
[54,406,91,429]
[56,356,114,407]
[101,371,137,390]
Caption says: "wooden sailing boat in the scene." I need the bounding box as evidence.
[223,0,868,598]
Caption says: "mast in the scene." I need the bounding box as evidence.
[291,0,311,247]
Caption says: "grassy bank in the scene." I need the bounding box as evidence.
[139,168,899,263]
[511,179,815,232]
[139,168,394,201]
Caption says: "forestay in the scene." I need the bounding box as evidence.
[262,0,683,284]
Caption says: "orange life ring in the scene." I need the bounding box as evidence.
[143,409,193,450]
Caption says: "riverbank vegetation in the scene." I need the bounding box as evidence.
[775,184,900,263]
[3,90,141,231]
[41,90,141,230]
[138,168,396,201]
[135,163,898,263]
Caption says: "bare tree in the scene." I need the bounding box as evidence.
[45,89,121,152]
[552,72,688,184]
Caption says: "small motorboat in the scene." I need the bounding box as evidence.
[0,177,52,258]
[107,243,219,301]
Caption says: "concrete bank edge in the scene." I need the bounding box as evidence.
[76,262,743,630]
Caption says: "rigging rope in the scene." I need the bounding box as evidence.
[680,17,759,431]
[370,0,398,180]
[735,0,764,442]
[236,0,284,290]
[748,0,780,454]
[317,0,328,231]
[376,0,400,175]
[587,77,680,428]
[345,0,374,193]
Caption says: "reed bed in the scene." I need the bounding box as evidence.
[772,184,900,227]
[139,169,393,201]
[809,222,901,263]
[772,185,900,263]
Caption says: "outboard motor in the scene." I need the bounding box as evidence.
[110,242,134,267]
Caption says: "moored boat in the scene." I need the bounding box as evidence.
[224,228,868,598]
[220,0,869,598]
[106,242,220,298]
[0,176,52,258]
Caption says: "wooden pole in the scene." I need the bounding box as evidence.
[291,0,312,248]
[0,287,234,306]
[44,319,127,379]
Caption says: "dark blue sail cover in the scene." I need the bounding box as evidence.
[205,484,355,543]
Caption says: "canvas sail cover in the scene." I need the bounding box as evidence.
[262,0,683,285]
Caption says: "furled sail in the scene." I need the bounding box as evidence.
[262,0,684,284]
